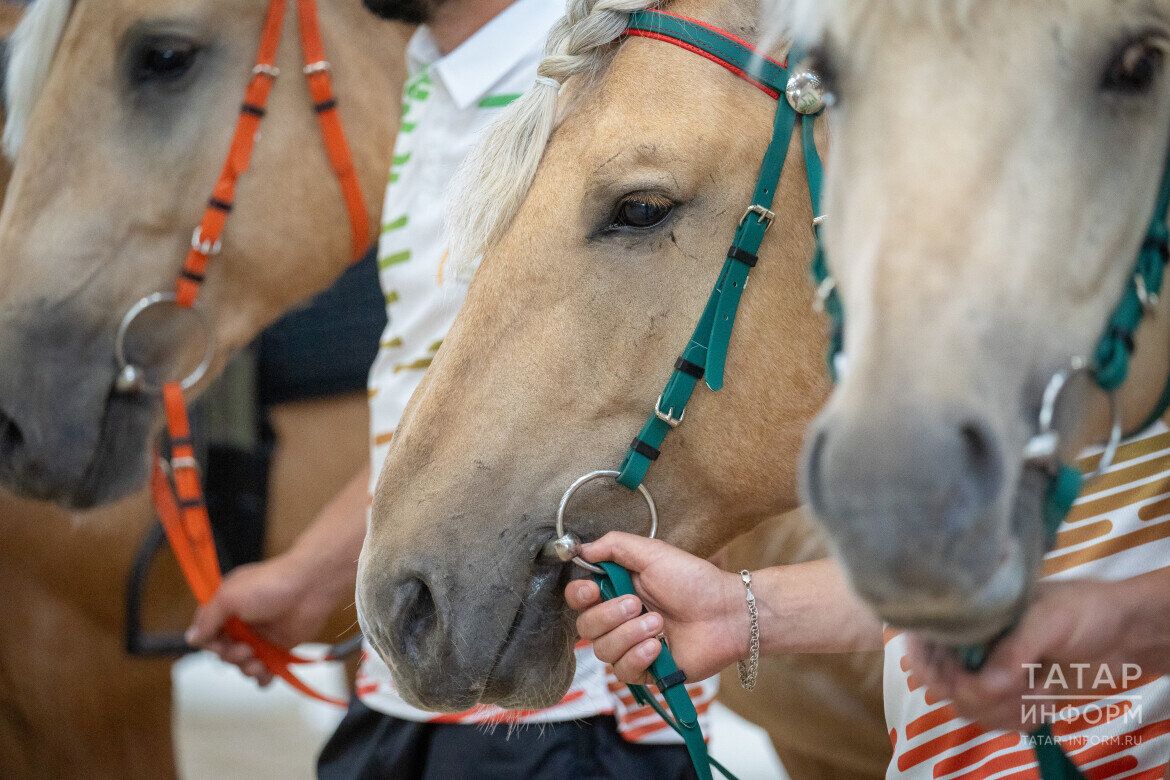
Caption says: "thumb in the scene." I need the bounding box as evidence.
[187,594,232,647]
[579,532,667,573]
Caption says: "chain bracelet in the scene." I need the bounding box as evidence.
[736,570,760,690]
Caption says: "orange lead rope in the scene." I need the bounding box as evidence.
[155,0,370,706]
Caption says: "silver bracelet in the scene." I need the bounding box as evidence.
[736,570,760,690]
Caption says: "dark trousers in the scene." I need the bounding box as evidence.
[317,699,699,779]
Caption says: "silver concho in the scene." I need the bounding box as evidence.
[785,70,827,115]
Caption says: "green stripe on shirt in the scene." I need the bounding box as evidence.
[379,250,411,269]
[381,215,409,234]
[478,93,523,108]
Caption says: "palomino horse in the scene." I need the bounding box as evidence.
[0,0,409,774]
[0,0,403,507]
[787,0,1170,645]
[357,0,888,773]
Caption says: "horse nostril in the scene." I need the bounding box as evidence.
[801,424,831,515]
[0,406,25,457]
[959,420,1002,510]
[391,576,437,665]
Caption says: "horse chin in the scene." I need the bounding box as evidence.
[359,556,580,713]
[868,467,1050,647]
[68,391,157,508]
[0,384,156,509]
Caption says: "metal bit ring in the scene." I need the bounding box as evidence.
[555,470,658,574]
[114,292,216,394]
[1023,358,1122,480]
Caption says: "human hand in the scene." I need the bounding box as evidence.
[564,532,745,686]
[186,552,342,685]
[907,580,1142,732]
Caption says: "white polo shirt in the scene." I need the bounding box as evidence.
[358,1,717,739]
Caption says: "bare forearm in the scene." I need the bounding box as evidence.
[749,558,884,654]
[285,465,371,606]
[1115,569,1170,676]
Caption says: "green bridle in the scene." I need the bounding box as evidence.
[615,10,824,492]
[560,10,824,780]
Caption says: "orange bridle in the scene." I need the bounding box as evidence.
[146,0,372,706]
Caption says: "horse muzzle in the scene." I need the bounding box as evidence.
[356,527,578,712]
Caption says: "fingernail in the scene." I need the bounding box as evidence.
[184,628,197,644]
[640,640,658,659]
[621,597,638,617]
[641,614,661,633]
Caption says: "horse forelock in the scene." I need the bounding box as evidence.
[763,0,981,43]
[4,0,74,159]
[445,0,661,279]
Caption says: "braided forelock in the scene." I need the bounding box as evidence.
[446,0,661,277]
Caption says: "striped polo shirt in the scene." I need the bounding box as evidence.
[358,0,717,740]
[885,422,1170,778]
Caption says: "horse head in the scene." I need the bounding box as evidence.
[357,0,829,712]
[793,0,1170,643]
[0,0,405,507]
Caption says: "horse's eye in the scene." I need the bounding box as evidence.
[612,195,674,230]
[1102,40,1164,95]
[130,37,201,85]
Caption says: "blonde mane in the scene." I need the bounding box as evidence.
[447,0,662,273]
[5,0,73,158]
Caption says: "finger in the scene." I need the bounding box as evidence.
[565,580,602,611]
[222,642,257,668]
[242,659,269,681]
[611,639,660,686]
[578,532,667,572]
[575,595,642,642]
[593,612,664,666]
[188,599,232,647]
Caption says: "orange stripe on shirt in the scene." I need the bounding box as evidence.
[1084,755,1139,780]
[1044,519,1170,575]
[954,751,1038,780]
[932,733,1020,777]
[906,704,959,739]
[620,701,712,741]
[1077,432,1170,474]
[897,723,987,772]
[1069,718,1170,765]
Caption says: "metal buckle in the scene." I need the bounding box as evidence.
[169,455,199,472]
[654,395,685,428]
[813,214,828,228]
[303,61,331,75]
[813,276,837,314]
[191,226,223,256]
[252,64,281,78]
[741,204,775,227]
[113,292,216,395]
[551,470,658,574]
[1136,272,1160,313]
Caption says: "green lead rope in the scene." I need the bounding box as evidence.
[593,562,738,780]
[958,464,1084,779]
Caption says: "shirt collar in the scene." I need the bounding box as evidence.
[407,0,564,110]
